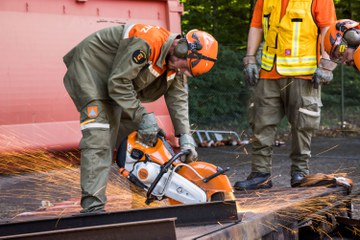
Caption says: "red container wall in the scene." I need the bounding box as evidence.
[0,0,183,152]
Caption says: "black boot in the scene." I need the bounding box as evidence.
[290,172,306,187]
[80,207,106,214]
[234,172,272,190]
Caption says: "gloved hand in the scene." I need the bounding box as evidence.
[312,58,338,89]
[179,134,198,163]
[243,55,259,86]
[137,113,160,146]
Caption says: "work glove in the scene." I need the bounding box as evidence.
[137,113,160,147]
[311,58,338,89]
[179,134,198,163]
[243,55,259,86]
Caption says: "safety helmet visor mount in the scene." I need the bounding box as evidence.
[331,39,350,62]
[187,51,217,70]
[173,30,218,76]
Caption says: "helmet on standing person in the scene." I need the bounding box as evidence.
[324,19,360,70]
[174,30,218,76]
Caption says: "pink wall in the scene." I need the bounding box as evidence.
[0,0,183,152]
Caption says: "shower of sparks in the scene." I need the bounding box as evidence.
[314,144,340,157]
[235,143,249,155]
[280,80,294,91]
[0,136,165,220]
[235,185,360,238]
[1,135,359,238]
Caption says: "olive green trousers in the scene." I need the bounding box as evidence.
[248,78,322,175]
[78,100,141,212]
[78,101,121,212]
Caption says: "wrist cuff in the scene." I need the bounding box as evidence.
[179,134,197,147]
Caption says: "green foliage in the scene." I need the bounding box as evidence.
[188,45,249,130]
[181,0,252,49]
[182,0,360,132]
[321,65,360,128]
[334,0,360,19]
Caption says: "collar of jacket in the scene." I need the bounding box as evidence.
[155,33,181,69]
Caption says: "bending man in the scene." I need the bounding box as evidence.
[63,24,218,213]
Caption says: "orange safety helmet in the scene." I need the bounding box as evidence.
[324,19,360,70]
[354,47,360,71]
[174,30,218,76]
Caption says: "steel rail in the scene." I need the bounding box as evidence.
[0,200,238,237]
[0,218,177,240]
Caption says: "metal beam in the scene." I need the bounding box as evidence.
[0,218,177,240]
[0,200,238,237]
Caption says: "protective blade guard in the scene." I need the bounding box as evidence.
[116,131,234,205]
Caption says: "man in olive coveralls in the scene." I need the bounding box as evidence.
[63,23,218,213]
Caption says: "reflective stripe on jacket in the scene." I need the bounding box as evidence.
[261,0,318,76]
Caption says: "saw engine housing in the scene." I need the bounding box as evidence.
[116,131,233,205]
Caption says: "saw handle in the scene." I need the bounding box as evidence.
[202,167,230,183]
[145,149,191,204]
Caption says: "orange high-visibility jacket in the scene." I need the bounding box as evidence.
[63,24,190,135]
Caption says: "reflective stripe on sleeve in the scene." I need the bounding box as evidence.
[80,123,110,131]
[123,24,135,39]
[167,72,176,81]
[148,64,160,77]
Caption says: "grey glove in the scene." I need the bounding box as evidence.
[137,113,160,146]
[179,134,198,163]
[243,55,259,86]
[312,58,338,89]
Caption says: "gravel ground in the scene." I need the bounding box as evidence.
[197,136,360,219]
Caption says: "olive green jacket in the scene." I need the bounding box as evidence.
[63,24,190,135]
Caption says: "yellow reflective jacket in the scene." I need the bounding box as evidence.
[261,0,319,76]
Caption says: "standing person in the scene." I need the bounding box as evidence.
[324,19,360,70]
[234,0,337,190]
[63,23,218,213]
